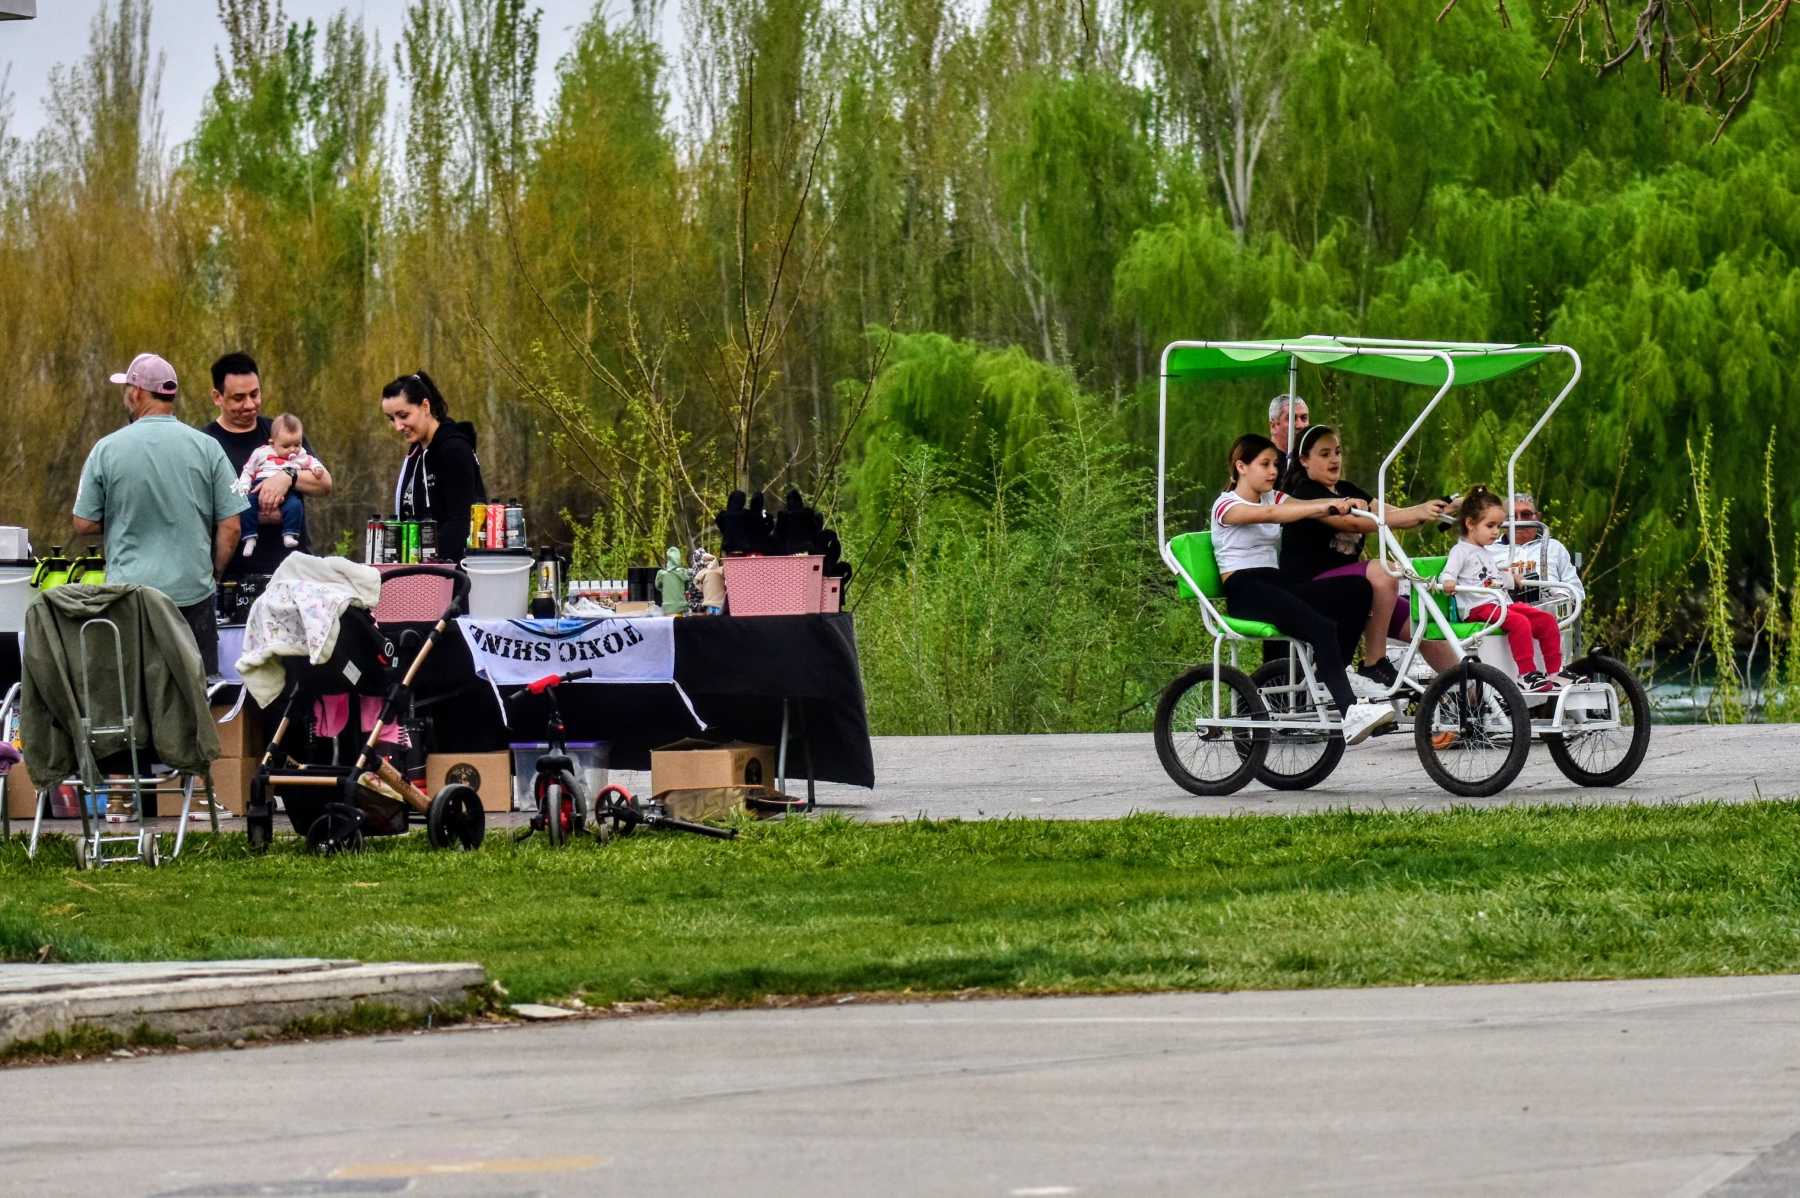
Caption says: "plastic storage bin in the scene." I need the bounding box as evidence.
[0,559,34,633]
[722,555,825,616]
[464,550,533,619]
[509,741,608,811]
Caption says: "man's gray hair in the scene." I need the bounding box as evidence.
[1268,393,1307,423]
[1510,490,1538,510]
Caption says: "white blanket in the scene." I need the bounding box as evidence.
[235,554,383,707]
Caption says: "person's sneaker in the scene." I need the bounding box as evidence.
[104,794,133,823]
[1358,658,1400,690]
[282,532,301,549]
[1550,670,1586,687]
[240,536,258,558]
[1430,730,1459,750]
[189,797,235,821]
[1520,670,1557,694]
[1349,671,1388,700]
[1341,701,1397,746]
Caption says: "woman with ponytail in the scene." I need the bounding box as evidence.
[380,371,487,562]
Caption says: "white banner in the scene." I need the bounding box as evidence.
[456,617,703,728]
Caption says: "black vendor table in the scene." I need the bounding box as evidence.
[410,613,873,788]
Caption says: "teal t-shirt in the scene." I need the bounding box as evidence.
[73,414,247,607]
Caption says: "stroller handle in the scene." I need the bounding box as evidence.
[376,564,472,618]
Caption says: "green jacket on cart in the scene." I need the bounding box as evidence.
[20,584,220,789]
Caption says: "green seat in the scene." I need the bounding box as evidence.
[1409,554,1492,641]
[1167,532,1283,638]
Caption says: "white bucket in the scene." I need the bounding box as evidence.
[462,551,533,619]
[0,561,34,634]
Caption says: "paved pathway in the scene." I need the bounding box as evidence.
[812,723,1800,820]
[8,975,1800,1196]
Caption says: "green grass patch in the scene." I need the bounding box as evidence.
[1,1021,175,1064]
[6,806,1800,1005]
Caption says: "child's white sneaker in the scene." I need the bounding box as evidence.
[1341,701,1396,746]
[282,533,300,549]
[240,536,258,558]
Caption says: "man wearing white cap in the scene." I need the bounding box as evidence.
[71,353,247,675]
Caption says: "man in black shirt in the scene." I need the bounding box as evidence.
[200,352,333,578]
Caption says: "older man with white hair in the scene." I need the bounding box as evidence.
[1504,491,1585,607]
[1268,393,1309,480]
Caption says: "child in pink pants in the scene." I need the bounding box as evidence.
[1440,487,1578,693]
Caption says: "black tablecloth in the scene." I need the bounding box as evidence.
[407,613,874,787]
[0,615,875,789]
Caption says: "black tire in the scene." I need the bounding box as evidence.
[427,784,485,850]
[1544,654,1652,787]
[1154,663,1267,796]
[306,802,364,856]
[542,780,564,847]
[1249,660,1346,791]
[1413,659,1531,797]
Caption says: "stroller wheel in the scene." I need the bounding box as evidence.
[138,830,161,869]
[306,803,364,856]
[427,784,485,850]
[73,836,91,871]
[246,807,273,853]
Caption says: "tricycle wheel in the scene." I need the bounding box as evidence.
[1413,660,1531,797]
[306,802,364,856]
[1249,660,1345,791]
[1544,654,1651,787]
[1153,664,1267,796]
[427,784,485,850]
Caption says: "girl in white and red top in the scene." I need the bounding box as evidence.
[1438,486,1575,693]
[1210,433,1394,745]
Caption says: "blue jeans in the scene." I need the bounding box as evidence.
[242,485,305,540]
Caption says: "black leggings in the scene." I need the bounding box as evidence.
[1222,568,1373,714]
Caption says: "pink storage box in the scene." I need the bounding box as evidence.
[372,563,460,623]
[723,555,824,616]
[822,576,842,613]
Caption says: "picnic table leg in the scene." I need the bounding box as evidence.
[777,697,790,796]
[799,702,815,811]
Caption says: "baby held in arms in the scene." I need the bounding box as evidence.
[234,412,326,555]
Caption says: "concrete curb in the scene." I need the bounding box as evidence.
[0,958,490,1049]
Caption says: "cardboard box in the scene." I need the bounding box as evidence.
[5,758,39,819]
[149,758,256,817]
[426,751,513,813]
[658,785,750,823]
[212,703,266,760]
[651,740,776,796]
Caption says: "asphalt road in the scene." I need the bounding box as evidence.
[9,975,1800,1197]
[808,723,1800,820]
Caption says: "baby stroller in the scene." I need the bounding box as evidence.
[243,565,485,855]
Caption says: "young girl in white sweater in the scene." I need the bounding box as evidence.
[1439,487,1577,692]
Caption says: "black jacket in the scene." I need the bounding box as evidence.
[397,419,487,561]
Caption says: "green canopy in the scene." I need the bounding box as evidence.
[1164,336,1553,387]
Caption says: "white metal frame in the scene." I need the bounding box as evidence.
[1157,336,1619,741]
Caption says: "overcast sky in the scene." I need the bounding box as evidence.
[0,0,654,147]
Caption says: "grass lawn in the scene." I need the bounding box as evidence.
[5,805,1800,1006]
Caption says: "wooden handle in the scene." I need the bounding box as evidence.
[373,754,432,813]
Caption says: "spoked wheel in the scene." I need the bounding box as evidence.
[591,785,638,843]
[427,784,486,850]
[1544,654,1652,787]
[1249,661,1346,791]
[1154,664,1267,796]
[1414,660,1531,797]
[306,802,364,856]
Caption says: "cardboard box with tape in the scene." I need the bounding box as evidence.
[211,703,266,760]
[651,740,776,796]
